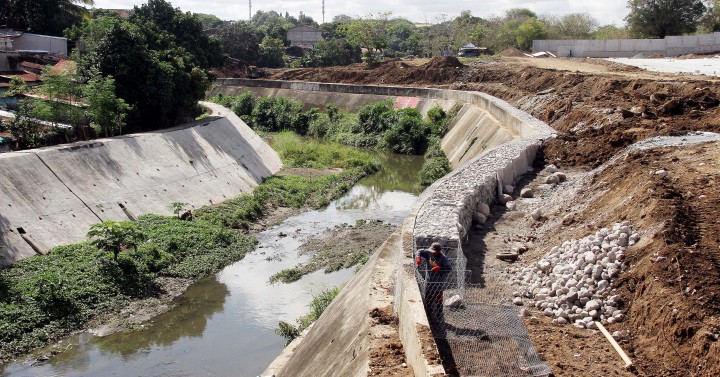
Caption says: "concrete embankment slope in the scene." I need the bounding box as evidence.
[0,108,281,266]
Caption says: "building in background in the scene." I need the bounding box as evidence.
[287,25,323,47]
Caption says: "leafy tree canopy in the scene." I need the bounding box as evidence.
[0,0,94,36]
[74,0,224,130]
[626,0,706,37]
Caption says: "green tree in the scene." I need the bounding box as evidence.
[516,18,548,50]
[626,0,706,37]
[251,10,294,44]
[87,221,145,261]
[83,71,131,137]
[7,100,46,148]
[346,15,390,63]
[0,0,94,36]
[593,25,630,39]
[314,39,360,66]
[258,36,286,68]
[80,0,223,131]
[214,21,262,64]
[505,8,537,21]
[64,15,122,55]
[194,13,224,29]
[699,0,720,31]
[4,77,29,97]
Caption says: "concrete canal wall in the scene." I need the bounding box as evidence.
[0,112,282,266]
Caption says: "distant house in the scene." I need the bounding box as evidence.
[287,25,323,47]
[1,30,68,72]
[458,43,488,57]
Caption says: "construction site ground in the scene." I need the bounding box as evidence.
[255,56,720,376]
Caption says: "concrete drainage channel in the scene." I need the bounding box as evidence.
[214,80,556,376]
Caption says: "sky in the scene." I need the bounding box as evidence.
[93,0,631,27]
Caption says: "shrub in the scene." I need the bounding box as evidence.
[230,91,255,117]
[252,97,304,133]
[419,138,452,188]
[357,100,395,134]
[380,108,429,155]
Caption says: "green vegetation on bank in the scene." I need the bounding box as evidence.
[0,129,377,362]
[0,214,256,361]
[195,132,380,227]
[275,286,341,345]
[209,93,455,188]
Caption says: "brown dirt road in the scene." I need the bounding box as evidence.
[266,57,720,377]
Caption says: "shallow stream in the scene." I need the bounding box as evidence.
[1,152,423,377]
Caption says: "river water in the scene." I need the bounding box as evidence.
[1,152,423,377]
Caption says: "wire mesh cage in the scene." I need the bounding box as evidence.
[402,241,551,377]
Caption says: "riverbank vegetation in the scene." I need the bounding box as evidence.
[195,132,379,228]
[0,214,256,362]
[209,93,454,187]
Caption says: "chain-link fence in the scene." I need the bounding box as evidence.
[400,242,551,377]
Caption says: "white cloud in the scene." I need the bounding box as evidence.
[93,0,629,26]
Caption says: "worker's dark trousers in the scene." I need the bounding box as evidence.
[425,283,444,323]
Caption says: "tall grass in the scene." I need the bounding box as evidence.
[267,131,379,170]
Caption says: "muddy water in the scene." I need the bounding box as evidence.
[1,152,423,377]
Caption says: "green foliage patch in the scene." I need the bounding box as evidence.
[0,214,255,361]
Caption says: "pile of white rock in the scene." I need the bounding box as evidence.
[511,222,640,329]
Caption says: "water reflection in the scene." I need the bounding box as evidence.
[93,277,229,356]
[359,151,424,194]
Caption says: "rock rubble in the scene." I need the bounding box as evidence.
[510,222,639,329]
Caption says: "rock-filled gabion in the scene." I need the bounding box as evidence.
[511,222,639,329]
[413,139,539,247]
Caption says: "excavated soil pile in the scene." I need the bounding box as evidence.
[498,47,526,57]
[269,57,467,85]
[264,58,720,376]
[578,143,719,376]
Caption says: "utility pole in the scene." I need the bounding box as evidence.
[249,0,252,20]
[322,0,325,23]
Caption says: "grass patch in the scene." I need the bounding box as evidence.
[267,131,379,170]
[268,268,303,284]
[275,286,341,344]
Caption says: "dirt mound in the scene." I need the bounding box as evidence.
[498,47,526,57]
[423,56,464,69]
[565,143,720,376]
